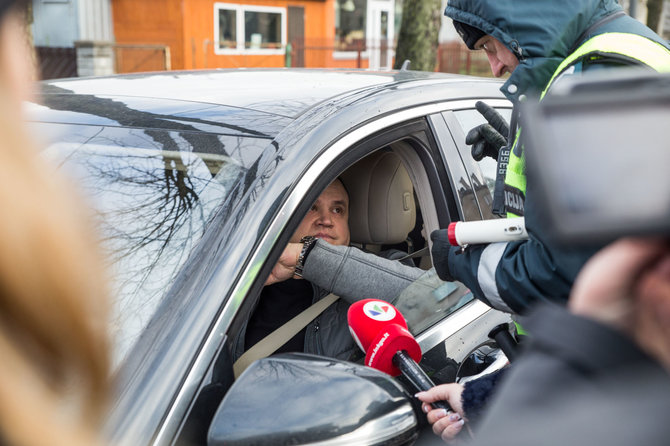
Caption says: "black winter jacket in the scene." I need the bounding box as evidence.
[469,304,670,446]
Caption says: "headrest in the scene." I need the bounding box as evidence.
[340,151,416,245]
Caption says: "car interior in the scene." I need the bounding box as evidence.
[176,133,486,445]
[340,148,426,267]
[175,144,432,443]
[339,136,459,272]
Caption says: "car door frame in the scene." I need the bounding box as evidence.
[164,99,510,446]
[436,105,514,220]
[109,93,512,446]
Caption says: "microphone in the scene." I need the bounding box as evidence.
[447,217,528,247]
[348,299,452,412]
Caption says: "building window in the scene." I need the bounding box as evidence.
[245,10,282,49]
[214,3,286,54]
[218,8,237,49]
[335,0,367,51]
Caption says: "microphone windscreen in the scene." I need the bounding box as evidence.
[364,323,422,376]
[348,299,421,376]
[348,299,407,352]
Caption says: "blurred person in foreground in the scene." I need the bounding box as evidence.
[0,1,111,445]
[418,238,670,445]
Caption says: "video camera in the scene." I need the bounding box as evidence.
[521,69,670,244]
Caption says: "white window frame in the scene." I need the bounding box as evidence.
[333,0,368,60]
[214,3,287,56]
[333,0,394,62]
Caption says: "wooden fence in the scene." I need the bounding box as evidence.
[36,47,77,80]
[35,41,494,78]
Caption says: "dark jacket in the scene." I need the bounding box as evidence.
[468,304,670,446]
[440,0,670,313]
[232,280,361,362]
[445,0,669,103]
[232,240,422,362]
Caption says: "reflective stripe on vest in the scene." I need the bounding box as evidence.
[478,242,515,313]
[542,32,670,99]
[505,128,524,218]
[503,32,670,217]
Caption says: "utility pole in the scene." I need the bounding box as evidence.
[630,0,638,19]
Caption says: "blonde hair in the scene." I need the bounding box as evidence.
[0,6,111,446]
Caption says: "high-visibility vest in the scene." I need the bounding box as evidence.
[504,32,670,218]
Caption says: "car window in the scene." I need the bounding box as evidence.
[453,108,513,199]
[396,268,473,335]
[41,125,267,366]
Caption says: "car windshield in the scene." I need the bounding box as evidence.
[42,127,262,366]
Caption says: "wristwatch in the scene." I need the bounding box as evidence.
[295,235,317,278]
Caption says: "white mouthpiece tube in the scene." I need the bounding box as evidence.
[447,217,528,247]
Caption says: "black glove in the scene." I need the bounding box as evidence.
[430,229,454,282]
[466,101,509,162]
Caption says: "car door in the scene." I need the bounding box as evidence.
[168,106,513,445]
[33,72,516,446]
[431,104,513,220]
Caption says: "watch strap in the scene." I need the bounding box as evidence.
[295,236,317,277]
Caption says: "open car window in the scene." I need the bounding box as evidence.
[396,268,473,335]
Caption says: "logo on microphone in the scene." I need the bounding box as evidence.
[367,331,389,366]
[362,300,396,321]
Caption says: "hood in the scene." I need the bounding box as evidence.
[445,0,623,101]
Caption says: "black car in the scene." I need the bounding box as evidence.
[29,68,514,446]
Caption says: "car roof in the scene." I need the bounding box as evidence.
[31,68,504,141]
[38,68,485,116]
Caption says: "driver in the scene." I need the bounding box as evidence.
[232,178,422,363]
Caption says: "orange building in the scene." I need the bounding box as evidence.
[112,0,399,72]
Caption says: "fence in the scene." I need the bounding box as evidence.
[36,46,77,80]
[36,43,171,79]
[437,41,492,76]
[35,40,494,78]
[286,39,384,69]
[114,44,171,74]
[285,39,493,77]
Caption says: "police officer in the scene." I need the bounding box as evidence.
[431,0,670,315]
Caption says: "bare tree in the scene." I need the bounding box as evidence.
[647,0,665,33]
[393,0,442,71]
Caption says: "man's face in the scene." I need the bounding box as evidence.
[474,35,520,78]
[290,180,350,246]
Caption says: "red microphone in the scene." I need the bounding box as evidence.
[348,299,451,411]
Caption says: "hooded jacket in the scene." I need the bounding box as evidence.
[439,0,670,313]
[231,241,423,363]
[445,0,669,103]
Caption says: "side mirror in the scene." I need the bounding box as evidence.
[208,353,418,446]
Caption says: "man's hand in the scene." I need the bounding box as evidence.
[466,101,509,161]
[416,383,466,443]
[569,238,665,330]
[265,243,302,286]
[569,238,670,370]
[635,254,670,371]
